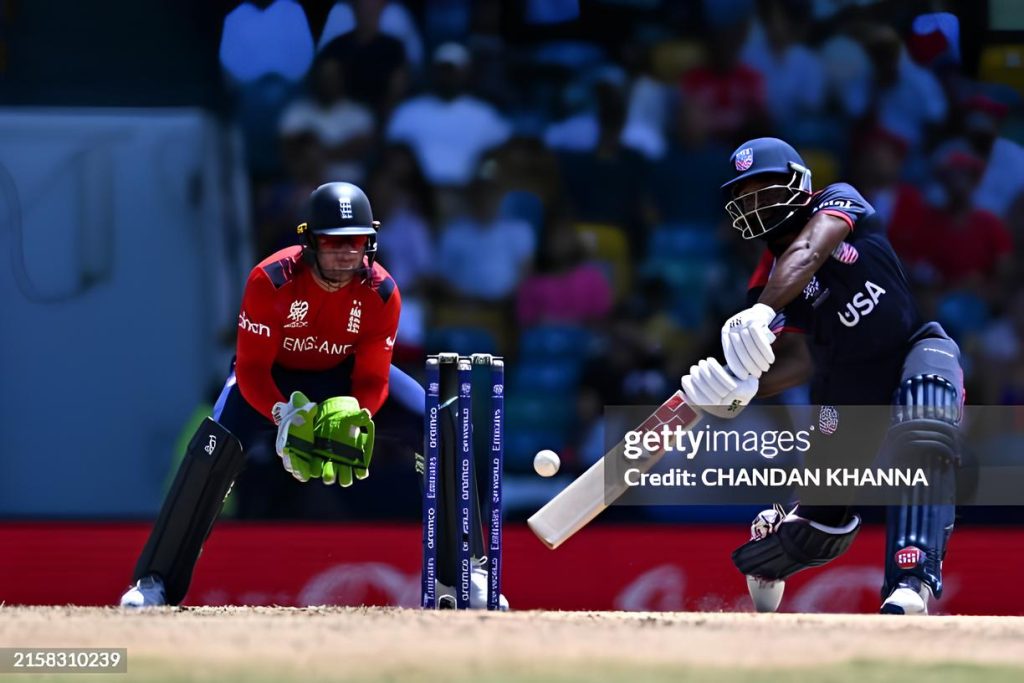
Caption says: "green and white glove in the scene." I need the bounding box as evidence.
[273,391,326,482]
[314,396,375,487]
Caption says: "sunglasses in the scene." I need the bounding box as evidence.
[317,234,368,250]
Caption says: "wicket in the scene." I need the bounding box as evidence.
[421,353,504,610]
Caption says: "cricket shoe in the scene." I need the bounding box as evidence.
[435,560,509,610]
[746,575,786,613]
[736,505,862,613]
[744,505,787,613]
[119,574,166,608]
[880,576,930,615]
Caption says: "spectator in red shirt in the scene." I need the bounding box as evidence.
[680,19,768,144]
[853,127,930,267]
[924,149,1013,287]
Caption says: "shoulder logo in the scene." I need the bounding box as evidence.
[830,241,859,264]
[814,198,854,214]
[284,300,310,328]
[339,197,353,219]
[385,335,395,350]
[347,300,362,334]
[735,147,754,171]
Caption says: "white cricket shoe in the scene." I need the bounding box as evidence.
[746,574,785,613]
[880,576,930,615]
[744,505,787,613]
[119,574,166,608]
[435,561,509,610]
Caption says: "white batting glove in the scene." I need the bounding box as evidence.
[721,303,777,379]
[680,357,758,419]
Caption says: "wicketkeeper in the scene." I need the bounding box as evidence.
[120,182,505,609]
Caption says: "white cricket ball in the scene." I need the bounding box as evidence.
[533,449,561,477]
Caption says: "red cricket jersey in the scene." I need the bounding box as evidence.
[235,246,401,419]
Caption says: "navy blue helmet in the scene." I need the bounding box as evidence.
[721,138,813,239]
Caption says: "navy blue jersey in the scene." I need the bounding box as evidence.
[747,183,922,402]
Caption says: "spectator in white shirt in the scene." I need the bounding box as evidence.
[437,168,535,301]
[963,95,1024,222]
[386,43,511,187]
[279,55,375,183]
[741,0,826,124]
[862,24,947,148]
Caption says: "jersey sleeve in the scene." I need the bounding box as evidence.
[808,183,874,230]
[234,269,286,421]
[351,278,402,416]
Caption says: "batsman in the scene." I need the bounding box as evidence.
[120,182,504,609]
[679,138,963,614]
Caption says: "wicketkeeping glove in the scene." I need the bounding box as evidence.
[311,396,376,488]
[273,391,327,482]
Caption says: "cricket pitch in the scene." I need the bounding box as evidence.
[3,607,1024,682]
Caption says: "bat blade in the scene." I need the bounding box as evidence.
[527,390,703,549]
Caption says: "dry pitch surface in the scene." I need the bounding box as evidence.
[3,607,1024,683]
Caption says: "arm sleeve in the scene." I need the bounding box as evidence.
[809,183,874,230]
[351,284,402,416]
[234,270,286,421]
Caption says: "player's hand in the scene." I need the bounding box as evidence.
[313,396,375,487]
[273,391,327,482]
[680,357,758,419]
[721,303,777,379]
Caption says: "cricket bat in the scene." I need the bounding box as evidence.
[527,391,703,549]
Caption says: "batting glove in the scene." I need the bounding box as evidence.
[721,303,777,379]
[680,356,758,419]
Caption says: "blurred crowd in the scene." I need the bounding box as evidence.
[217,0,1024,491]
